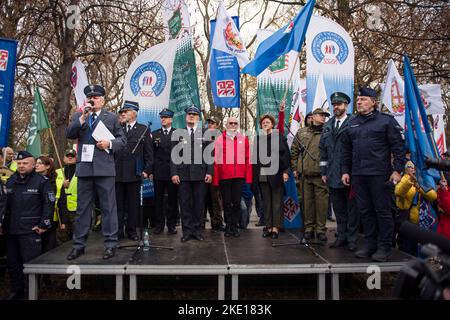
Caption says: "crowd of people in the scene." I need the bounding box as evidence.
[0,84,449,300]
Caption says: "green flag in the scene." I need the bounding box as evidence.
[26,87,50,157]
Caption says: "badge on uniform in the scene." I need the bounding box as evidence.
[48,192,56,202]
[81,144,95,162]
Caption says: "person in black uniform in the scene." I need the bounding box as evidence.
[341,87,405,262]
[152,108,178,235]
[115,100,153,241]
[171,105,214,242]
[0,151,53,300]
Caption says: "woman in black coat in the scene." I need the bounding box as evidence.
[253,114,290,239]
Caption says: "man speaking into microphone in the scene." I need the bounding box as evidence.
[66,84,126,260]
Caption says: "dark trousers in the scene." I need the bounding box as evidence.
[204,185,224,228]
[219,178,245,230]
[352,175,394,251]
[259,182,284,229]
[251,184,264,224]
[6,233,42,293]
[116,181,140,237]
[154,179,178,230]
[41,224,57,253]
[178,181,207,237]
[330,187,359,243]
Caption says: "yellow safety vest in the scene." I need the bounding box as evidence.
[55,168,78,221]
[8,161,17,172]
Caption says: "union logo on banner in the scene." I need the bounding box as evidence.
[70,66,78,88]
[311,31,349,65]
[130,61,167,97]
[217,80,235,97]
[223,20,245,53]
[0,49,8,71]
[391,79,405,114]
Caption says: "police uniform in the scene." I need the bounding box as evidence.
[115,101,153,240]
[152,108,179,234]
[66,84,126,260]
[170,106,214,241]
[341,87,406,261]
[319,92,358,250]
[3,151,53,299]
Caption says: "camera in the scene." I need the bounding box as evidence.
[425,157,450,172]
[393,222,450,299]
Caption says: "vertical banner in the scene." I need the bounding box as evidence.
[163,0,201,129]
[123,40,178,130]
[70,59,89,111]
[210,16,241,108]
[306,15,354,113]
[287,78,307,147]
[256,29,300,131]
[0,38,18,147]
[432,114,447,156]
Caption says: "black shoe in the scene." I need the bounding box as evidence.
[7,290,24,300]
[262,227,271,238]
[355,248,376,259]
[347,242,357,252]
[118,233,125,240]
[181,235,191,242]
[271,231,279,239]
[153,227,163,235]
[317,233,328,242]
[329,239,347,248]
[193,234,205,241]
[103,247,116,260]
[128,234,139,241]
[168,228,177,235]
[232,230,240,238]
[67,248,85,261]
[255,222,264,227]
[303,231,314,240]
[212,225,226,232]
[372,249,391,262]
[225,230,232,237]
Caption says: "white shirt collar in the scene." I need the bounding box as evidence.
[127,120,137,128]
[335,114,347,127]
[188,125,197,135]
[163,126,172,132]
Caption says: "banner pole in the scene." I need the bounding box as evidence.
[48,127,64,228]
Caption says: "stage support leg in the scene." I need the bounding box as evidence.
[116,275,123,300]
[130,275,137,300]
[317,274,326,300]
[231,275,239,300]
[218,275,225,300]
[28,274,38,300]
[331,274,340,300]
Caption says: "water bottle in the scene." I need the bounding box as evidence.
[143,229,150,251]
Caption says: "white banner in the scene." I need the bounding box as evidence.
[211,2,249,68]
[163,0,191,40]
[432,114,447,156]
[288,78,307,148]
[306,15,354,113]
[312,73,329,113]
[70,59,89,111]
[123,40,178,127]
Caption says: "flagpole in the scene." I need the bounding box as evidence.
[48,127,64,228]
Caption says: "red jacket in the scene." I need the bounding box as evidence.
[213,131,252,186]
[437,188,450,240]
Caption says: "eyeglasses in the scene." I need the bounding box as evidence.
[228,122,238,125]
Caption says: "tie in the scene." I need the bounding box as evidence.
[127,124,132,133]
[164,129,168,135]
[190,128,194,136]
[91,112,97,123]
[335,120,340,131]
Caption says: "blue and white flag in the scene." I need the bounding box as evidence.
[210,16,241,108]
[283,170,302,229]
[0,38,18,147]
[242,0,315,77]
[403,55,440,193]
[211,2,249,68]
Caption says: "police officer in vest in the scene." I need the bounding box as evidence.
[66,84,126,260]
[152,108,178,235]
[341,87,405,262]
[115,100,153,240]
[320,92,358,251]
[171,105,214,242]
[0,151,53,300]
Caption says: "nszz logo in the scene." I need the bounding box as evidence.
[0,50,9,71]
[217,80,235,97]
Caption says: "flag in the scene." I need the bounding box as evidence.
[242,0,315,77]
[381,59,405,116]
[211,2,249,68]
[288,79,307,147]
[123,40,178,129]
[26,87,50,157]
[70,59,89,112]
[312,73,329,112]
[403,55,440,192]
[163,0,191,40]
[419,84,445,115]
[432,114,447,156]
[283,170,303,228]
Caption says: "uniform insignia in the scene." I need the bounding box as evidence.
[48,192,56,202]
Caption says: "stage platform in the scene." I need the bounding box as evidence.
[24,228,412,300]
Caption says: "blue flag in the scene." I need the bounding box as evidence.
[403,55,440,192]
[242,0,315,77]
[0,38,18,147]
[283,170,303,229]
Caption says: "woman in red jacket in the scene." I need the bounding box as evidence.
[213,117,252,237]
[437,178,450,240]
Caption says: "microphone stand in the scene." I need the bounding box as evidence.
[117,122,173,262]
[272,123,324,257]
